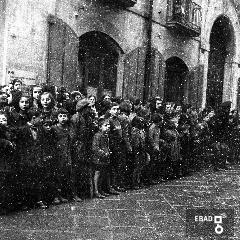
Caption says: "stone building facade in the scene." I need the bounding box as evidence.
[0,0,240,109]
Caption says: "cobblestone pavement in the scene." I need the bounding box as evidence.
[1,166,240,240]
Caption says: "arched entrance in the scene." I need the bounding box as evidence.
[206,16,235,109]
[79,31,123,99]
[164,57,189,103]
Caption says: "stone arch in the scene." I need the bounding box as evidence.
[162,47,194,70]
[206,14,237,109]
[77,17,131,54]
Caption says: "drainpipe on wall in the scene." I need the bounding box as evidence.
[2,0,8,85]
[143,0,154,103]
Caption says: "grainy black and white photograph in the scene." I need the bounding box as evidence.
[0,0,240,239]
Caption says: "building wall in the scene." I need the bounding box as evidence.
[1,0,240,107]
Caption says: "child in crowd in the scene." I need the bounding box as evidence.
[92,117,111,198]
[0,112,16,211]
[31,86,42,109]
[15,109,48,209]
[10,94,31,127]
[131,116,150,189]
[39,92,57,123]
[52,108,82,203]
[148,113,165,183]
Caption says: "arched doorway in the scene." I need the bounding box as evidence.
[164,57,189,103]
[206,16,235,109]
[79,31,123,99]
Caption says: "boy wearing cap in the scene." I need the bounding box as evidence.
[52,108,82,203]
[92,117,112,198]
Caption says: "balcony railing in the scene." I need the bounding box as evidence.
[101,0,137,8]
[166,0,201,37]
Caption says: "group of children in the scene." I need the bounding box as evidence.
[0,79,236,213]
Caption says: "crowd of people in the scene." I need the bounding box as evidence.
[0,79,238,213]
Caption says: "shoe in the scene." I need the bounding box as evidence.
[60,197,68,203]
[36,201,48,209]
[93,193,105,199]
[132,185,140,190]
[72,196,82,202]
[53,197,61,205]
[108,188,120,195]
[101,192,110,197]
[114,186,126,192]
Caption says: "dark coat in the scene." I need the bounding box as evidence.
[52,124,76,168]
[131,127,149,167]
[92,131,110,166]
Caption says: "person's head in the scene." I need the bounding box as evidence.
[88,95,96,106]
[133,99,142,111]
[175,104,182,114]
[12,79,22,91]
[57,108,69,125]
[109,102,120,117]
[155,98,163,110]
[103,94,111,102]
[40,92,55,110]
[32,86,42,101]
[19,95,30,112]
[2,85,11,96]
[0,88,8,105]
[64,92,70,100]
[98,117,110,133]
[0,112,8,126]
[165,102,172,114]
[71,91,83,102]
[28,109,41,126]
[166,117,178,129]
[43,119,53,131]
[151,113,163,127]
[132,116,145,130]
[119,101,132,115]
[8,83,13,92]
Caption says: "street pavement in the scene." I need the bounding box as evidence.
[1,166,240,240]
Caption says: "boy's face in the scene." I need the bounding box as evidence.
[43,122,52,131]
[33,87,42,100]
[165,104,172,113]
[0,114,7,126]
[89,96,95,106]
[75,95,81,102]
[0,92,8,104]
[101,122,110,133]
[14,81,22,91]
[58,113,68,125]
[41,94,52,109]
[104,95,111,102]
[30,115,40,126]
[109,105,119,117]
[156,100,162,109]
[19,97,29,111]
[2,86,10,95]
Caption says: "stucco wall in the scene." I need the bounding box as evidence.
[1,0,240,107]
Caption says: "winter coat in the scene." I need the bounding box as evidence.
[0,125,16,171]
[164,128,181,162]
[131,127,149,167]
[52,124,76,168]
[108,116,123,152]
[118,113,132,152]
[92,131,111,166]
[71,110,98,164]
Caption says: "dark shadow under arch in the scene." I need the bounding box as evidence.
[164,56,189,103]
[78,31,123,99]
